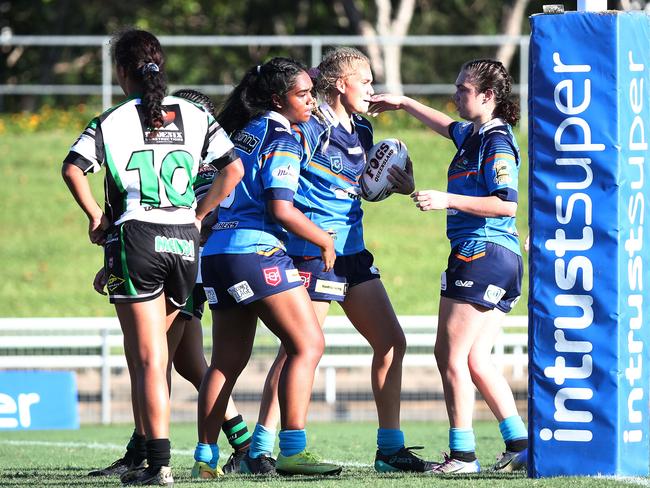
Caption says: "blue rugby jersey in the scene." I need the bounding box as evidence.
[202,112,302,255]
[446,118,521,256]
[286,104,374,256]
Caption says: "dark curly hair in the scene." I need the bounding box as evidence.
[172,88,216,118]
[111,28,166,129]
[217,57,307,135]
[461,59,519,126]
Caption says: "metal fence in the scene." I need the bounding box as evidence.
[0,34,530,122]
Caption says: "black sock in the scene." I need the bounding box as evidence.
[506,438,528,453]
[450,450,477,462]
[125,430,147,465]
[222,415,252,452]
[146,438,171,469]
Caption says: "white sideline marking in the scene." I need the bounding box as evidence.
[0,440,369,468]
[600,477,650,486]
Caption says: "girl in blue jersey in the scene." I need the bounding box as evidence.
[370,59,528,474]
[192,57,341,477]
[243,48,437,475]
[62,30,244,486]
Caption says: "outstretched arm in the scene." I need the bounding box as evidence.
[369,94,455,139]
[412,190,517,218]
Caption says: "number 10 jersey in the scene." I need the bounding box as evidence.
[64,94,235,226]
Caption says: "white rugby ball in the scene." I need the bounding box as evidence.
[360,138,408,202]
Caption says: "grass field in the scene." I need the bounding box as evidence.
[0,124,529,318]
[0,420,637,487]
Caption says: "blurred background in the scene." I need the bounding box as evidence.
[0,0,642,424]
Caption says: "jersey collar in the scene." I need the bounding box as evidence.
[319,102,357,134]
[266,110,292,130]
[478,117,506,134]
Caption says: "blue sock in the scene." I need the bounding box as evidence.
[377,428,404,455]
[449,428,475,453]
[194,442,219,469]
[499,416,527,442]
[279,429,306,457]
[249,423,276,458]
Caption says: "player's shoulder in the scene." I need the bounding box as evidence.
[353,113,373,133]
[480,118,514,142]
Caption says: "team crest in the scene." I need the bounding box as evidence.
[299,271,312,288]
[330,155,343,174]
[263,267,282,286]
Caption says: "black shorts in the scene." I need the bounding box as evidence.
[104,220,199,308]
[178,284,207,320]
[440,241,522,313]
[291,249,380,302]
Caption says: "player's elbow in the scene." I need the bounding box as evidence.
[61,162,81,184]
[225,158,245,184]
[501,201,518,217]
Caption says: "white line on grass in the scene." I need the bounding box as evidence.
[0,440,370,468]
[599,476,650,486]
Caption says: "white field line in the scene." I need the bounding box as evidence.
[0,439,370,468]
[599,476,650,486]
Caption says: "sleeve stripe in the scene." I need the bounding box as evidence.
[484,153,516,164]
[448,170,478,181]
[260,151,301,165]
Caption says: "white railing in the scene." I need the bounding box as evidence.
[0,315,528,424]
[0,34,530,122]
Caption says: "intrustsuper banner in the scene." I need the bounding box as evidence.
[0,371,79,430]
[528,11,650,477]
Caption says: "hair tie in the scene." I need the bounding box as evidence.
[307,67,320,79]
[256,65,262,75]
[141,62,159,75]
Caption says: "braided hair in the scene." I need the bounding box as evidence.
[110,28,166,129]
[218,57,307,135]
[311,47,370,105]
[172,88,216,117]
[461,59,519,126]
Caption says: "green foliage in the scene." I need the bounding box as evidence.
[1,1,540,112]
[0,116,528,317]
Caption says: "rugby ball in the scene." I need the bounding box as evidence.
[360,138,408,202]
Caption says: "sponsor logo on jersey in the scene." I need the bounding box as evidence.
[315,279,347,296]
[274,127,291,134]
[494,160,512,185]
[196,162,218,184]
[232,131,260,155]
[332,186,361,201]
[213,221,239,230]
[348,146,364,155]
[483,284,506,304]
[271,165,298,182]
[330,155,343,174]
[455,280,474,288]
[227,281,254,303]
[441,271,447,291]
[285,268,302,283]
[138,104,185,145]
[298,271,312,288]
[204,287,218,305]
[154,236,195,261]
[106,274,125,292]
[263,267,282,286]
[509,295,520,309]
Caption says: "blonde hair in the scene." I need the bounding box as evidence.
[313,47,370,104]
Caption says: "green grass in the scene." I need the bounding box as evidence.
[0,421,633,487]
[0,126,529,317]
